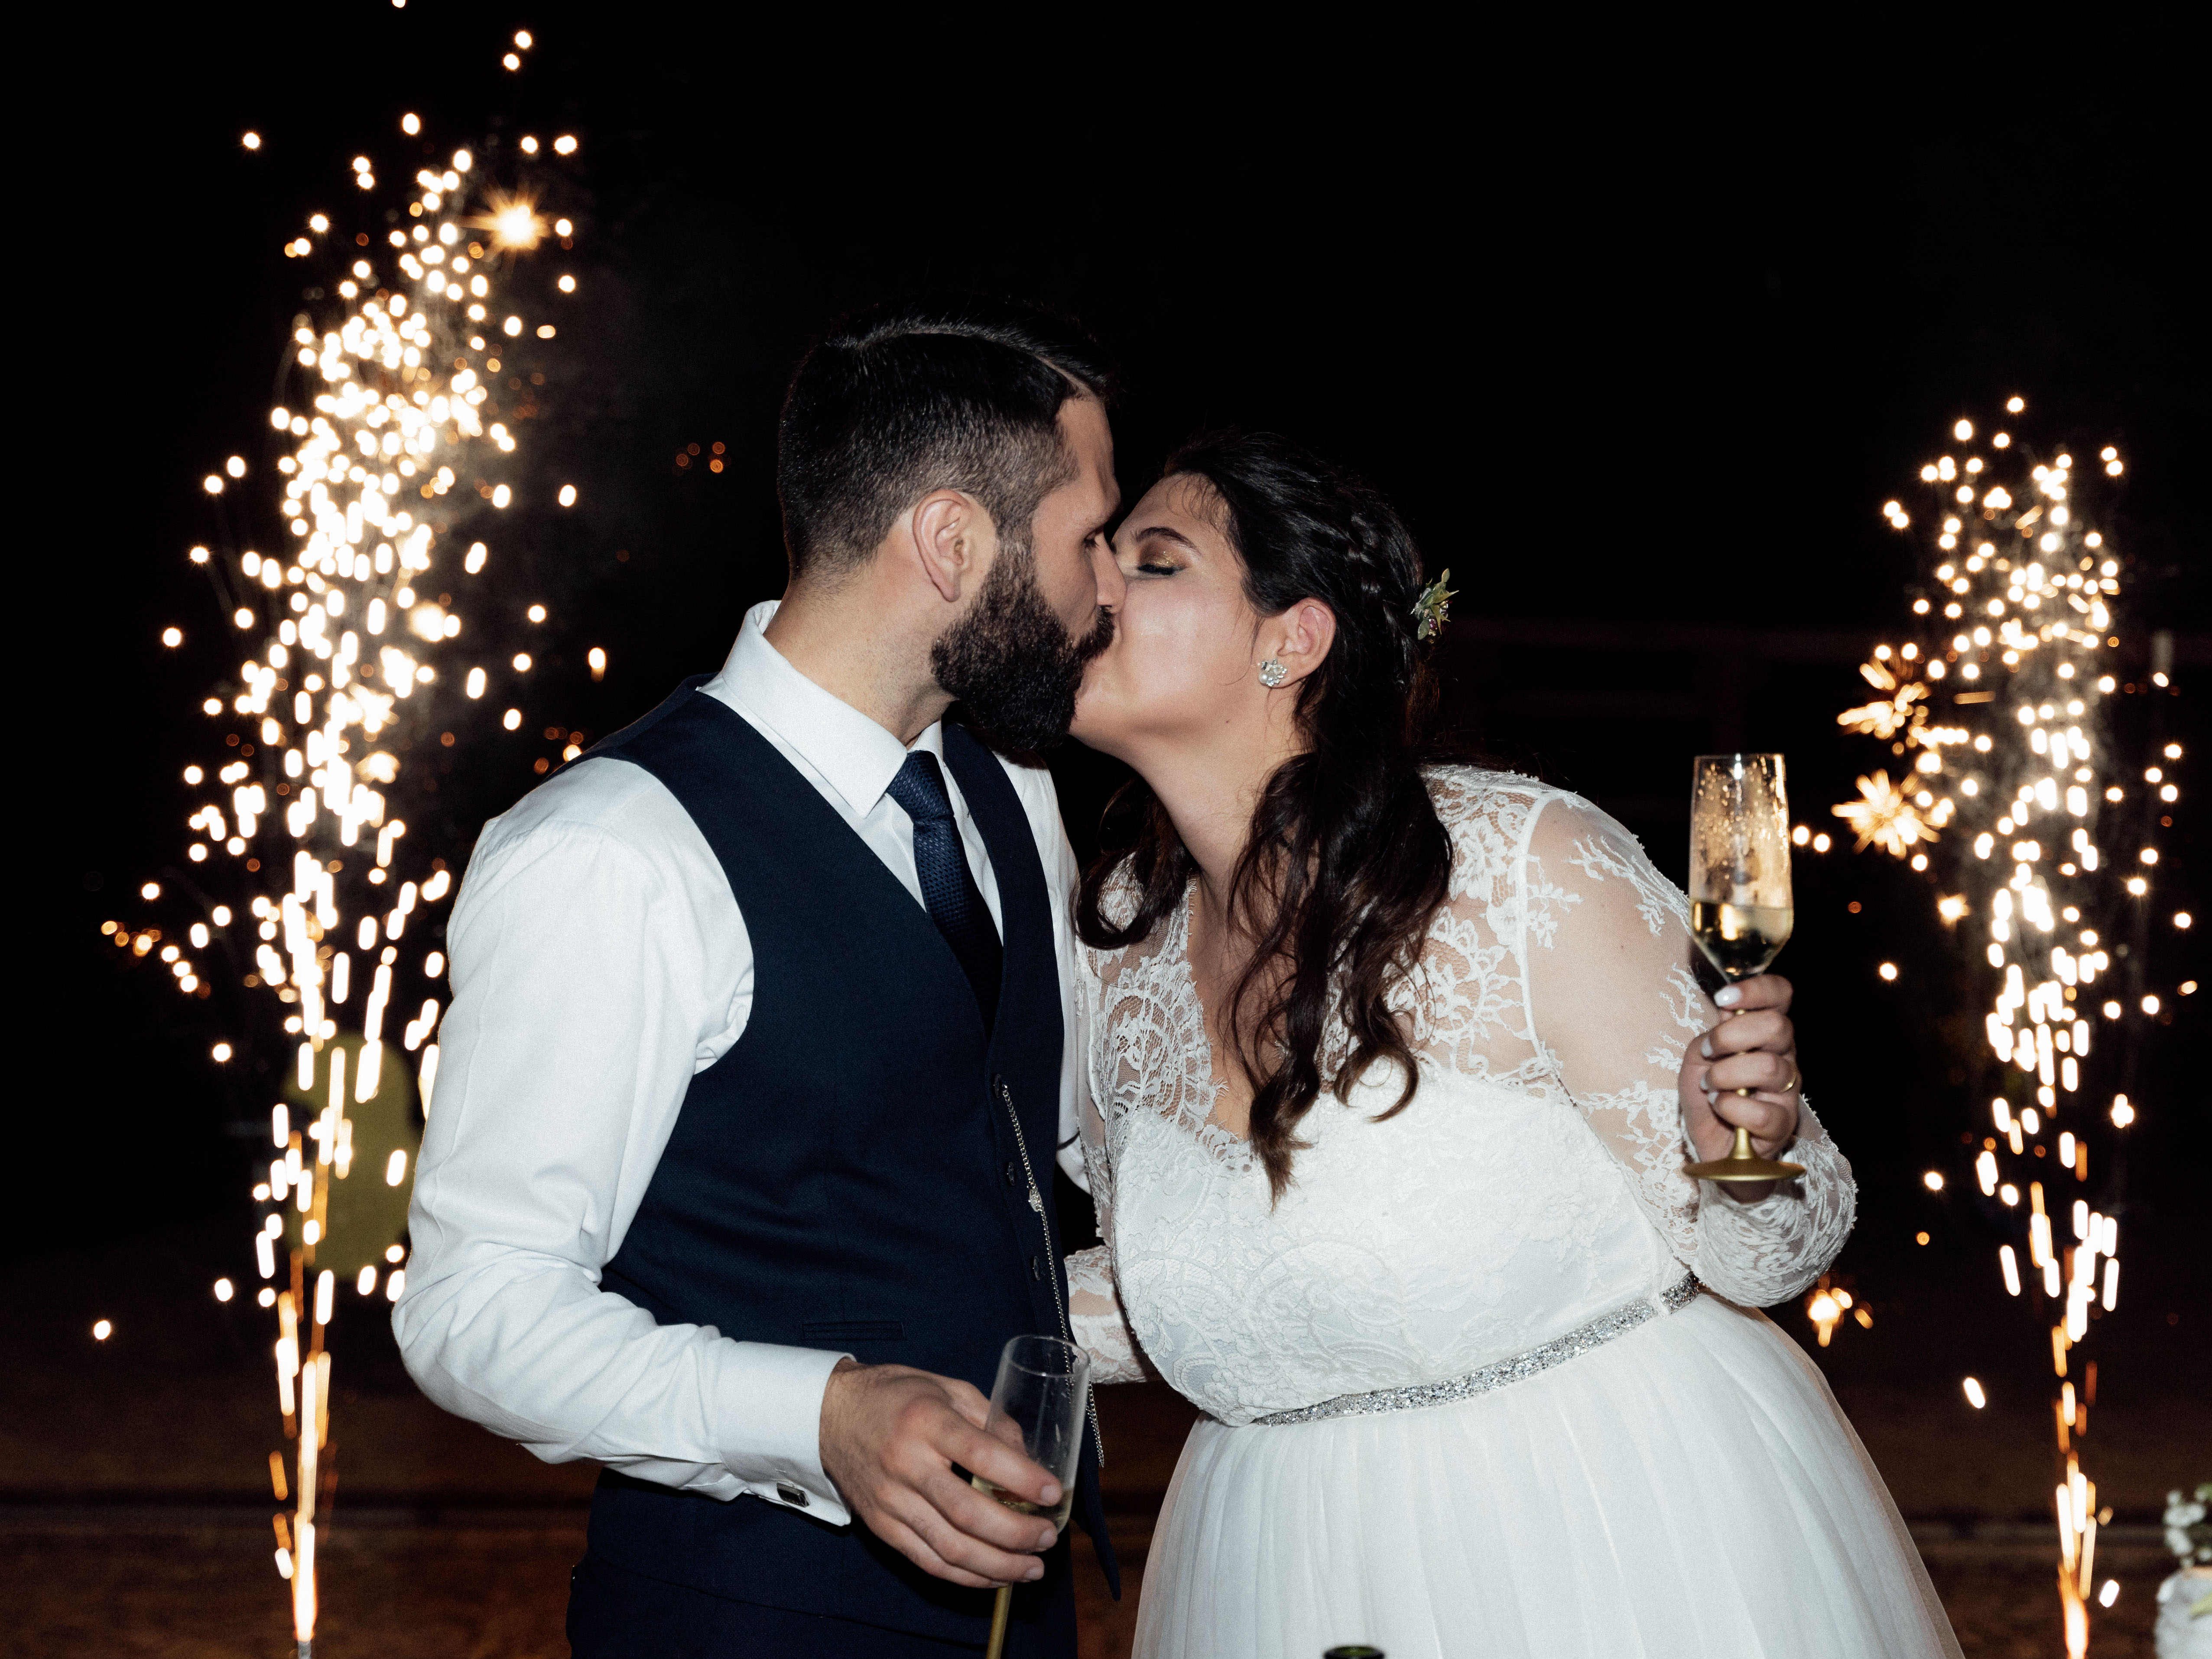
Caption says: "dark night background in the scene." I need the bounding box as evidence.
[12,6,2209,1649]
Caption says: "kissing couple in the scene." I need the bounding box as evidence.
[396,298,1961,1658]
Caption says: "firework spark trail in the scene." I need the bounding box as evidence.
[107,36,583,1646]
[1831,399,2186,1656]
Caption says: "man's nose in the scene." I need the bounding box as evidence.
[1091,540,1125,610]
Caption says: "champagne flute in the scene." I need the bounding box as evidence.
[1683,753,1805,1182]
[974,1334,1090,1659]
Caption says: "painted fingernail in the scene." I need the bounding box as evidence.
[1701,1036,1714,1059]
[1714,985,1742,1006]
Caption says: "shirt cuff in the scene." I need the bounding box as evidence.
[721,1341,853,1524]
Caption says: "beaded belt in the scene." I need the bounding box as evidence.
[1251,1272,1701,1427]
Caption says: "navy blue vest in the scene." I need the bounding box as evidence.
[578,679,1116,1640]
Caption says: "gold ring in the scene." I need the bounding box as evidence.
[1729,1062,1800,1097]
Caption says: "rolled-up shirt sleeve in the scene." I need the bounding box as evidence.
[393,761,851,1521]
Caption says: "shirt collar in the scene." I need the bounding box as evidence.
[705,600,944,818]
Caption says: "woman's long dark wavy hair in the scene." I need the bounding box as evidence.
[1074,430,1456,1201]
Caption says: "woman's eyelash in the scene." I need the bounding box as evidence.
[1137,561,1178,576]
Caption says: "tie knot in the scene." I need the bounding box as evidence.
[888,750,956,826]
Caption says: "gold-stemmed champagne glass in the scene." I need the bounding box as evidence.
[1683,753,1806,1182]
[973,1334,1090,1659]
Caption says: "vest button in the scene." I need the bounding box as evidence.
[1005,1161,1020,1186]
[1030,1254,1042,1281]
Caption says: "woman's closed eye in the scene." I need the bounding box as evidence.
[1116,523,1198,579]
[1114,544,1182,578]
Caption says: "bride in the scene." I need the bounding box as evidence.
[1059,430,1961,1659]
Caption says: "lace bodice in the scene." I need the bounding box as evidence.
[1066,769,1855,1422]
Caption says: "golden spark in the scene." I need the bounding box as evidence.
[1833,770,1933,857]
[1838,682,1928,740]
[468,190,546,252]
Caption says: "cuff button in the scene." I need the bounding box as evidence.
[775,1481,809,1508]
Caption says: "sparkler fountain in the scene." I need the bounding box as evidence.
[1829,399,2186,1656]
[106,42,585,1649]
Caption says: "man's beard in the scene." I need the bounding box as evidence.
[930,536,1114,753]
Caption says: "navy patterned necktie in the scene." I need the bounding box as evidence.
[887,750,1003,1032]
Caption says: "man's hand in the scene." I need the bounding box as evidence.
[818,1360,1062,1590]
[1679,973,1803,1201]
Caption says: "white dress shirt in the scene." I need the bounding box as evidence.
[394,600,1087,1524]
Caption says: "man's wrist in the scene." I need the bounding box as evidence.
[817,1358,863,1476]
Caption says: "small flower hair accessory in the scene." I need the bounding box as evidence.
[1411,568,1455,642]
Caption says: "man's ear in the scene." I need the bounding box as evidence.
[1267,597,1337,685]
[909,490,991,605]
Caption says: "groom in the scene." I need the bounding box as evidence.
[394,296,1123,1656]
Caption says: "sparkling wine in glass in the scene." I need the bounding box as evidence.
[1684,753,1805,1182]
[974,1334,1090,1658]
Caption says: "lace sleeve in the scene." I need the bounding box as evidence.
[1065,942,1145,1384]
[1517,796,1856,1308]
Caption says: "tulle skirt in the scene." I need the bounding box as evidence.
[1132,1294,1961,1659]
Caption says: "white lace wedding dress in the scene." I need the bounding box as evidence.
[1066,771,1960,1659]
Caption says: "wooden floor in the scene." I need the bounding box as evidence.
[5,1224,2204,1656]
[0,1507,2178,1658]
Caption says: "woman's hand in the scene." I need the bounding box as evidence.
[1679,973,1803,1201]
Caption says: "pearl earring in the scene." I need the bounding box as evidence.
[1257,658,1289,688]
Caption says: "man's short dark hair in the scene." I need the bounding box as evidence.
[776,296,1114,582]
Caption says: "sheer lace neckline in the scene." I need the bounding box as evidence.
[1083,883,1259,1172]
[1164,891,1259,1159]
